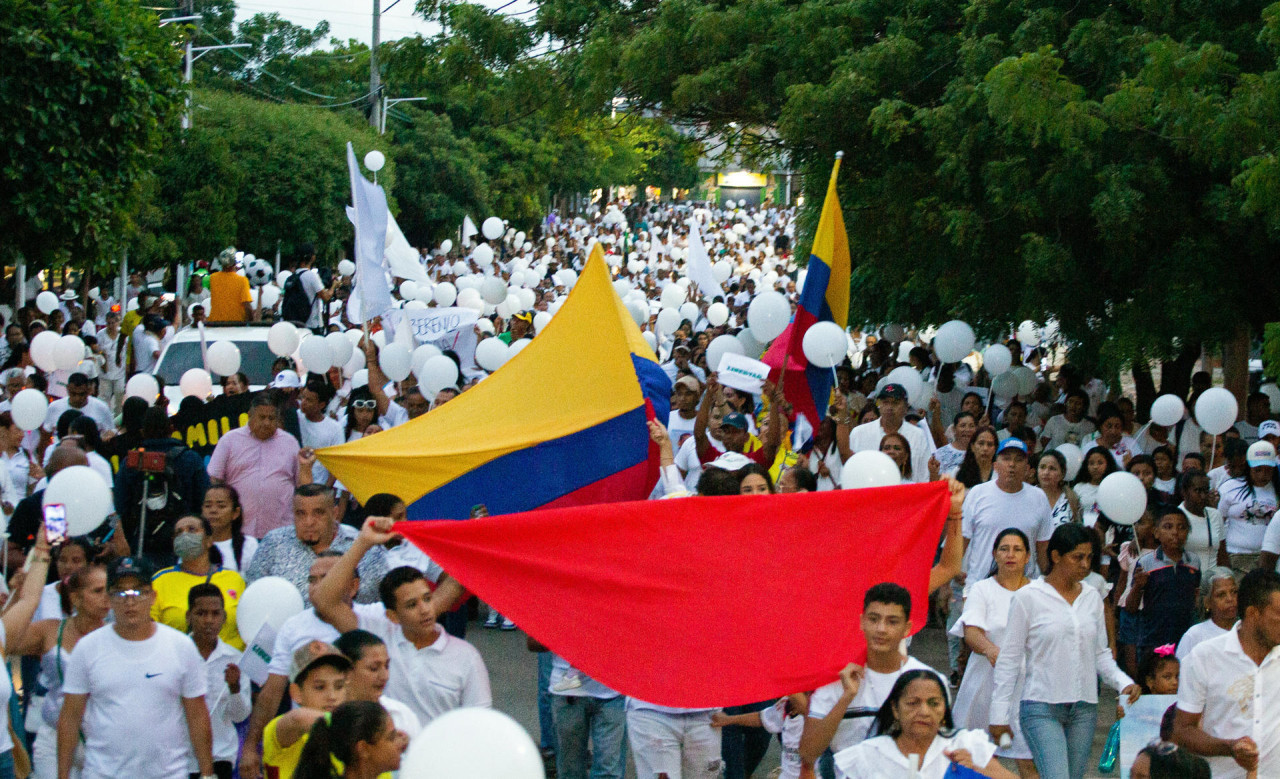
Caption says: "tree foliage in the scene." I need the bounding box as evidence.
[0,0,184,272]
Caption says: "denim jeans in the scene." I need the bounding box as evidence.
[1020,700,1097,779]
[538,652,558,753]
[720,701,774,779]
[552,695,627,779]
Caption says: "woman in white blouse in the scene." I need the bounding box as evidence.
[990,524,1141,779]
[951,529,1036,777]
[834,669,1017,778]
[1176,471,1225,566]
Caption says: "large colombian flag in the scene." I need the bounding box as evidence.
[317,246,672,519]
[764,154,850,433]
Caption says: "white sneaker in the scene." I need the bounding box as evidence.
[500,617,517,630]
[484,611,501,628]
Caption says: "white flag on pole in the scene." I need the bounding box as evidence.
[685,218,724,300]
[385,212,430,284]
[462,215,479,245]
[345,142,393,324]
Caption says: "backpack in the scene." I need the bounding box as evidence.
[281,270,313,324]
[124,446,193,555]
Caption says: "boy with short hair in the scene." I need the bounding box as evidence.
[1131,508,1203,660]
[187,583,251,779]
[262,641,351,779]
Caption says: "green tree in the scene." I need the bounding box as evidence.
[0,0,184,272]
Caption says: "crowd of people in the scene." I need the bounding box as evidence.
[0,198,1273,779]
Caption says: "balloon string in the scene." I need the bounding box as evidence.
[1133,420,1152,444]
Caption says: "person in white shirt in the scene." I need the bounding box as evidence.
[297,381,344,485]
[57,556,216,779]
[186,583,252,779]
[661,345,706,384]
[833,670,1016,779]
[990,524,1140,779]
[1172,569,1280,778]
[1217,440,1278,574]
[313,517,484,727]
[1039,390,1095,451]
[1082,405,1143,467]
[42,373,114,437]
[1176,471,1226,566]
[847,383,933,483]
[960,438,1053,592]
[667,376,701,448]
[96,312,127,413]
[1176,567,1238,660]
[800,583,947,779]
[131,315,164,374]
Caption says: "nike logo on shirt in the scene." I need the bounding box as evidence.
[145,672,162,678]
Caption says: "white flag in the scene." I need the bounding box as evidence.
[385,212,430,284]
[345,143,393,324]
[462,215,479,245]
[685,218,724,301]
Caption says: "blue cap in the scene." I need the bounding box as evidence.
[721,412,750,431]
[997,437,1028,457]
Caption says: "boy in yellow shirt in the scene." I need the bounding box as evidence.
[262,641,350,779]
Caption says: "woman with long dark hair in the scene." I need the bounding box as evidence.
[150,515,248,649]
[956,427,999,489]
[1073,447,1118,527]
[203,484,256,573]
[293,700,406,779]
[991,524,1140,779]
[880,432,914,481]
[834,670,1016,778]
[1033,449,1080,528]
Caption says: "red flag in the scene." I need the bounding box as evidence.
[396,481,948,708]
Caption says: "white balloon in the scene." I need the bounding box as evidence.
[415,282,435,302]
[991,372,1019,401]
[344,329,365,345]
[363,149,385,172]
[1261,383,1280,414]
[801,322,847,369]
[276,270,293,288]
[473,243,495,266]
[419,355,459,394]
[747,291,789,342]
[30,331,60,372]
[475,318,495,335]
[1194,387,1238,436]
[259,285,281,309]
[371,330,387,349]
[886,365,926,407]
[411,344,443,378]
[378,342,413,382]
[10,389,48,432]
[712,260,732,283]
[36,291,59,315]
[707,302,730,327]
[125,373,160,402]
[881,323,905,342]
[481,277,508,305]
[401,707,543,779]
[53,335,85,371]
[1056,443,1084,481]
[481,217,505,241]
[1150,394,1186,428]
[43,465,113,535]
[1097,471,1146,525]
[933,320,975,363]
[458,288,485,313]
[656,308,681,334]
[1012,365,1038,397]
[660,284,686,310]
[475,338,510,372]
[737,328,766,359]
[267,322,300,358]
[235,576,305,645]
[337,259,356,277]
[440,239,454,254]
[643,331,657,350]
[841,450,902,489]
[298,335,334,373]
[433,282,457,307]
[517,288,536,310]
[679,302,699,323]
[453,261,469,276]
[706,334,744,371]
[325,332,354,368]
[533,311,551,332]
[982,344,1012,376]
[351,368,370,389]
[178,368,214,399]
[508,338,531,357]
[627,300,648,327]
[1017,320,1041,346]
[399,280,419,300]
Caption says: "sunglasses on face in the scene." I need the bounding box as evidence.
[351,399,377,409]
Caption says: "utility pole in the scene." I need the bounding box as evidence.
[369,0,381,130]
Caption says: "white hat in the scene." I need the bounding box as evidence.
[269,370,302,389]
[707,452,753,471]
[1247,440,1277,469]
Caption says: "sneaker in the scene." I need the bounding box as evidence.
[500,617,517,630]
[484,611,501,628]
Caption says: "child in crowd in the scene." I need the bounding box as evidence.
[1151,446,1179,498]
[263,641,351,779]
[1117,510,1159,677]
[1137,647,1180,696]
[187,583,252,779]
[1127,455,1157,491]
[1131,509,1202,658]
[712,692,809,779]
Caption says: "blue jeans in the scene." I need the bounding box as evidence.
[538,652,557,753]
[721,700,775,779]
[1020,700,1097,779]
[552,695,627,779]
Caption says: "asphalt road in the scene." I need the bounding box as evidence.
[464,613,1123,778]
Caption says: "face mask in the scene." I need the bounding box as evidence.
[172,533,205,561]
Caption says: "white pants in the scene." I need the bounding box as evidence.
[97,377,125,414]
[626,709,722,779]
[33,721,80,779]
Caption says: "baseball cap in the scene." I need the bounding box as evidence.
[1258,420,1280,440]
[270,370,302,389]
[289,640,352,684]
[674,376,701,393]
[877,383,908,401]
[107,557,155,589]
[721,412,750,431]
[997,437,1028,457]
[708,451,753,471]
[1247,440,1277,468]
[512,310,534,324]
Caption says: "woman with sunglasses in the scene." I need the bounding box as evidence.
[336,388,382,523]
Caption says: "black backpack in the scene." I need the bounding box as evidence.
[281,270,313,324]
[124,445,194,559]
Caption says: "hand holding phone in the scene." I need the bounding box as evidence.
[42,504,68,546]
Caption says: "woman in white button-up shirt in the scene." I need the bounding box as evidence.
[990,524,1141,779]
[834,669,1017,778]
